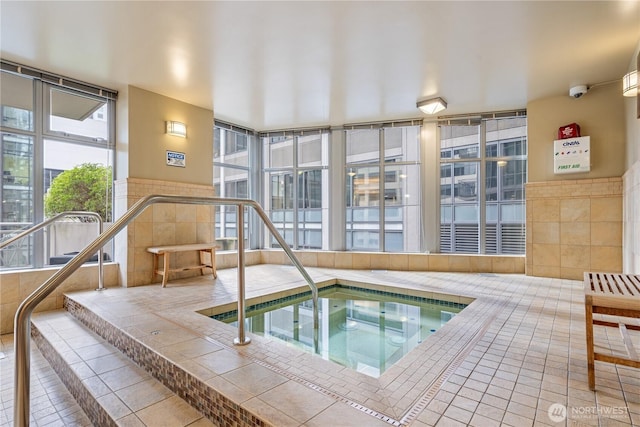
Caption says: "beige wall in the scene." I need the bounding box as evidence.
[127,86,213,185]
[528,83,626,183]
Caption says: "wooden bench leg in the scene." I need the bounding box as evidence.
[199,249,217,279]
[162,252,170,288]
[152,253,159,282]
[585,296,595,390]
[210,248,217,279]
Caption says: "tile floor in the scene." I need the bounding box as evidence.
[1,266,639,426]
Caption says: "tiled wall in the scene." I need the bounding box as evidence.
[114,177,216,287]
[0,263,120,334]
[623,161,640,273]
[526,177,623,279]
[254,250,524,273]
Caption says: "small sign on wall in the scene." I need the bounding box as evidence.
[553,136,590,174]
[166,150,186,167]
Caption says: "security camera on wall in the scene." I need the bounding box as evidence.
[569,85,588,98]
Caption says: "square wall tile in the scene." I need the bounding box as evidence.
[449,256,471,272]
[530,199,560,222]
[560,222,590,246]
[532,244,560,267]
[590,222,622,247]
[560,245,590,270]
[429,255,450,271]
[352,253,371,269]
[389,254,409,271]
[591,197,622,222]
[532,222,559,245]
[408,254,428,271]
[590,246,622,272]
[560,198,590,223]
[316,252,336,268]
[369,253,389,270]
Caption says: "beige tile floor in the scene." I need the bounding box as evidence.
[1,266,639,426]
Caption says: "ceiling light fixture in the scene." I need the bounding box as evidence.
[622,70,638,97]
[166,121,187,138]
[417,97,447,115]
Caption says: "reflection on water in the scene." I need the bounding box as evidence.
[220,286,465,377]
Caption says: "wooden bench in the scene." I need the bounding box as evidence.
[147,244,219,287]
[584,272,640,390]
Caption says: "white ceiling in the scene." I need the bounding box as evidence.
[1,1,639,130]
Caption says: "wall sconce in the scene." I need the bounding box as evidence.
[166,121,187,138]
[623,70,638,97]
[417,97,447,115]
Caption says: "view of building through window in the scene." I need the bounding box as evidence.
[263,132,329,249]
[345,126,421,252]
[439,116,527,254]
[214,126,253,249]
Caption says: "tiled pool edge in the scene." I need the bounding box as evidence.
[63,297,271,427]
[190,288,502,423]
[205,281,474,321]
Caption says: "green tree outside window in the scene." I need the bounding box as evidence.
[44,163,112,221]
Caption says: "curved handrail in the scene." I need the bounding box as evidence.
[0,211,104,290]
[13,195,317,427]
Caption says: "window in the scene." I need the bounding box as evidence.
[263,131,329,249]
[0,64,116,269]
[345,124,421,252]
[213,124,254,246]
[47,88,109,141]
[1,71,34,132]
[439,115,527,254]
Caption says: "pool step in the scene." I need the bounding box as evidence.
[31,310,213,426]
[52,294,271,426]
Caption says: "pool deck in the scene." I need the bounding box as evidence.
[1,265,639,426]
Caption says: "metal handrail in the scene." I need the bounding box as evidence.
[0,211,104,290]
[13,195,318,427]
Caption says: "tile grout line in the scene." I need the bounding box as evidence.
[399,296,514,426]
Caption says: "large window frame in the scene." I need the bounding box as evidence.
[262,130,330,250]
[345,123,422,252]
[1,62,116,269]
[213,122,257,249]
[439,114,527,254]
[214,115,524,256]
